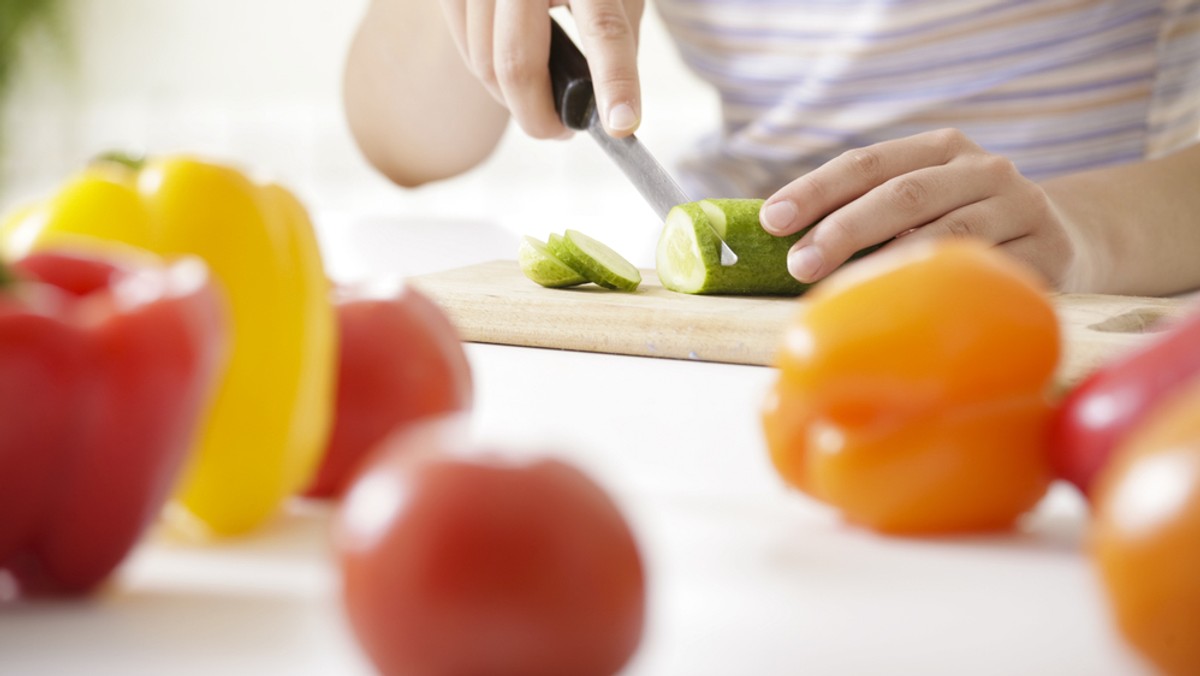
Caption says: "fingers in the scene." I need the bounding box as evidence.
[494,0,565,138]
[762,128,977,237]
[889,194,1071,289]
[784,161,1003,281]
[439,0,470,69]
[449,0,642,140]
[896,231,1061,290]
[463,0,502,102]
[764,130,1050,284]
[882,198,1015,248]
[571,0,643,136]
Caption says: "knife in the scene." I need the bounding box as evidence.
[547,16,738,266]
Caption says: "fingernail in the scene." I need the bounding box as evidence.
[761,200,798,234]
[556,129,575,141]
[788,246,823,282]
[607,103,638,132]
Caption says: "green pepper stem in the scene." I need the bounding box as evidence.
[0,258,14,289]
[91,151,147,172]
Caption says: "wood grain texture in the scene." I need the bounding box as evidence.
[410,260,1191,386]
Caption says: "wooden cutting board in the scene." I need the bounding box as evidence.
[410,260,1191,386]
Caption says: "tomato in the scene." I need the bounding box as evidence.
[1049,306,1200,498]
[1091,379,1200,676]
[763,240,1060,534]
[334,418,646,676]
[303,282,471,499]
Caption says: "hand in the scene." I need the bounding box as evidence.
[759,128,1080,289]
[438,0,646,139]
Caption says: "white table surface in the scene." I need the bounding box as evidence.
[0,205,1156,676]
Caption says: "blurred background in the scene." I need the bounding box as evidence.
[0,0,719,274]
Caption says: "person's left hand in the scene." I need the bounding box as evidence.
[759,128,1078,289]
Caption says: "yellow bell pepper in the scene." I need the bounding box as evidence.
[1,155,336,536]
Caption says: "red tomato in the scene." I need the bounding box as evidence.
[304,282,471,499]
[1049,306,1200,498]
[1092,379,1200,676]
[334,418,646,676]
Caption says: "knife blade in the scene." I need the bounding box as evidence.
[548,16,737,266]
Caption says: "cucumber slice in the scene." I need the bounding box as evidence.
[555,229,642,292]
[545,233,573,265]
[518,235,588,288]
[544,233,586,278]
[656,198,880,295]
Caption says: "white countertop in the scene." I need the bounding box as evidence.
[0,205,1156,676]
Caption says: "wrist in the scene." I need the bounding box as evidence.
[1041,175,1119,294]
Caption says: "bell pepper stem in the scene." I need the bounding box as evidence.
[91,151,147,172]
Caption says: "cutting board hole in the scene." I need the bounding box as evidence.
[1087,308,1170,334]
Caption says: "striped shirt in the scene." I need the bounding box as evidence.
[654,0,1200,199]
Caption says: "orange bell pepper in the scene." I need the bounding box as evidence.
[762,240,1060,534]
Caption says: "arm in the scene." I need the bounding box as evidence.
[342,0,509,188]
[1043,143,1200,296]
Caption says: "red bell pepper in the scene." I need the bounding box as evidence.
[0,249,225,596]
[1049,306,1200,498]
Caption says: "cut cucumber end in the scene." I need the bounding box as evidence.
[560,229,641,292]
[518,236,588,288]
[656,205,709,293]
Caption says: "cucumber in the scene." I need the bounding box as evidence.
[656,198,880,295]
[657,199,806,295]
[553,229,642,292]
[518,235,588,288]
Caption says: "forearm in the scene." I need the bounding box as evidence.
[343,0,510,187]
[1045,143,1200,296]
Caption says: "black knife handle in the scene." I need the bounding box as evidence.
[548,16,595,130]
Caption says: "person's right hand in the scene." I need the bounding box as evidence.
[438,0,646,139]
